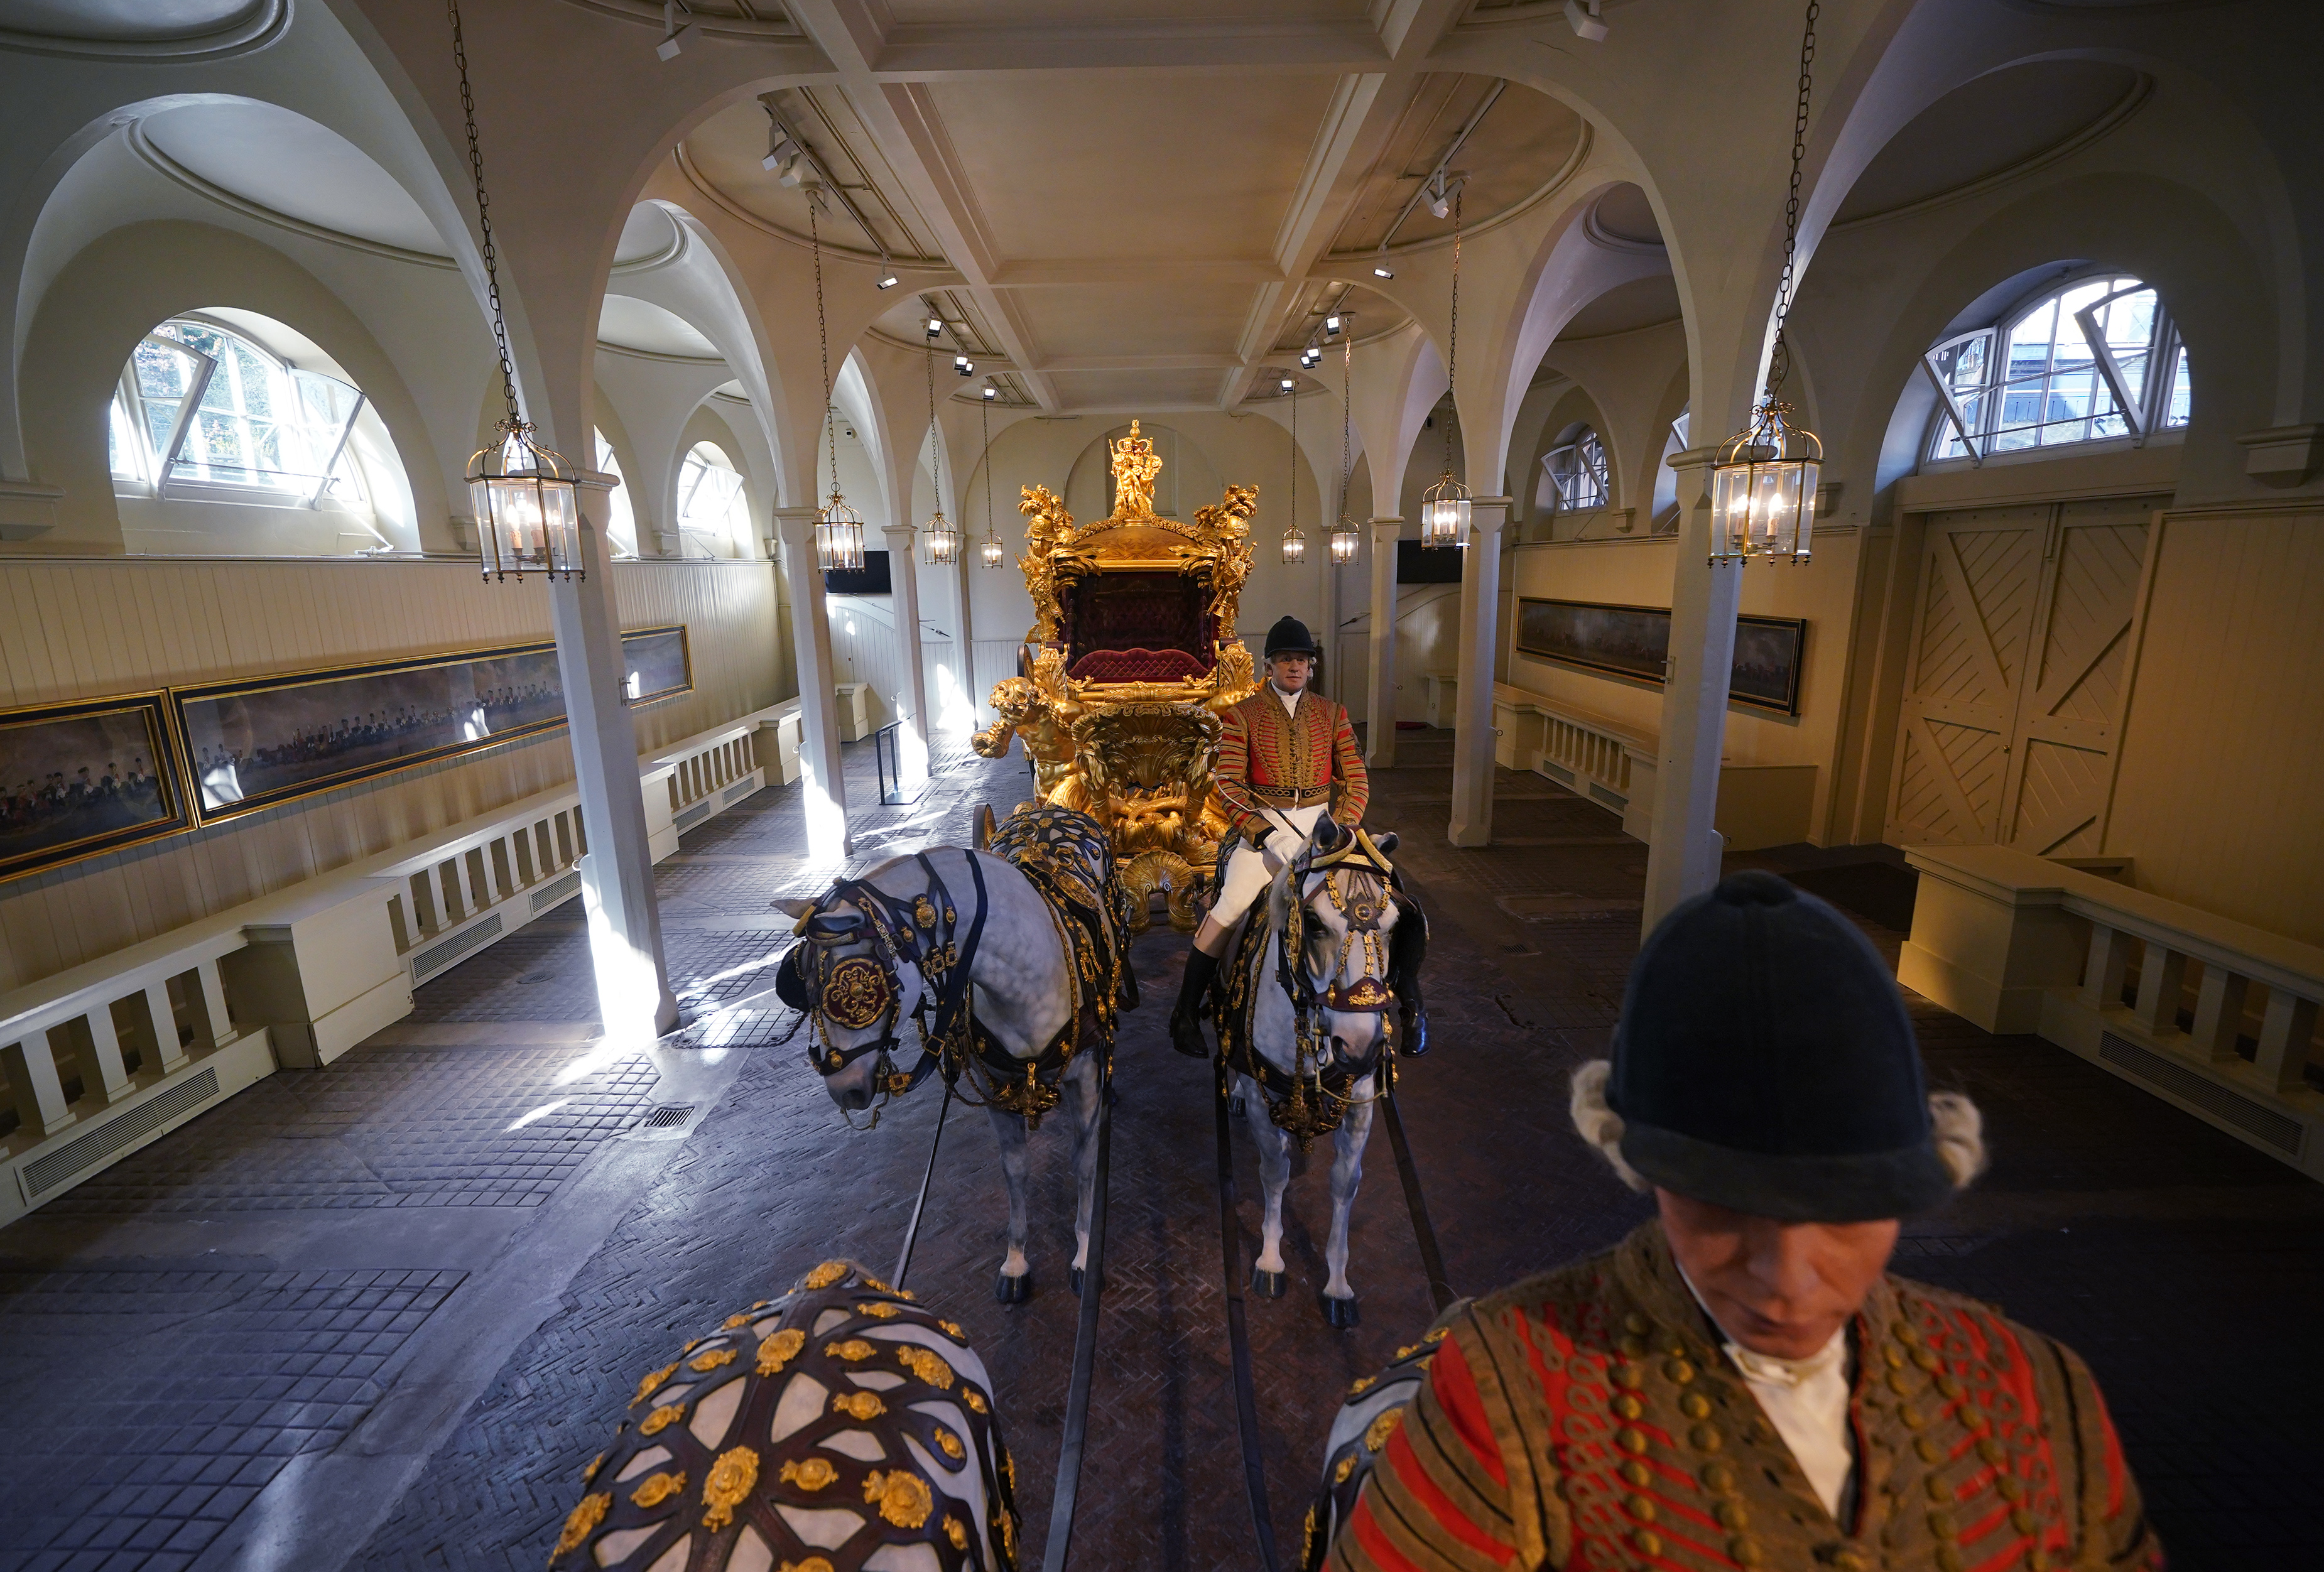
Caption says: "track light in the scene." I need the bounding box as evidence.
[1279,376,1296,393]
[1372,263,1394,279]
[876,269,899,290]
[762,138,798,173]
[656,1,698,58]
[956,356,975,377]
[926,316,943,339]
[981,384,997,401]
[1565,0,1609,43]
[1325,313,1343,337]
[1425,172,1452,222]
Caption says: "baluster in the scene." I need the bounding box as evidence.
[145,982,190,1073]
[80,1006,134,1104]
[2189,966,2249,1062]
[2254,990,2318,1094]
[2,1035,77,1137]
[2081,924,2134,1010]
[2134,945,2188,1038]
[196,958,236,1050]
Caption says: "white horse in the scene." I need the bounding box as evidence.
[1216,819,1412,1327]
[547,1257,1022,1572]
[775,808,1133,1303]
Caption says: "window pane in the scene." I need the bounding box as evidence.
[2165,345,2193,427]
[143,397,180,457]
[134,340,187,400]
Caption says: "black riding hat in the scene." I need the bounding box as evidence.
[1608,869,1955,1222]
[1263,615,1320,658]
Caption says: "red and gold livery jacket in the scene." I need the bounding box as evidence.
[1328,1222,2161,1572]
[1212,687,1369,842]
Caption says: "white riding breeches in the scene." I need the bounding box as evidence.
[1208,802,1329,929]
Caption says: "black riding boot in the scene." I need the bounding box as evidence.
[1389,905,1430,1057]
[1170,946,1221,1060]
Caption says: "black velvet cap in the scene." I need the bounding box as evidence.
[1609,869,1953,1222]
[1263,615,1320,658]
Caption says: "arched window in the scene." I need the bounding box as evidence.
[675,441,748,556]
[1923,273,2192,463]
[1538,424,1610,512]
[111,317,369,506]
[594,430,639,558]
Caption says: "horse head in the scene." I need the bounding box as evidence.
[1271,816,1403,1066]
[774,892,937,1117]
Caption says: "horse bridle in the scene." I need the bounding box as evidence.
[1283,830,1401,1021]
[781,853,990,1126]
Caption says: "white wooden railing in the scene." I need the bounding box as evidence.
[1494,681,1659,837]
[1904,845,2324,1181]
[0,697,802,1222]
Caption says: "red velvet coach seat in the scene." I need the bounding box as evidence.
[1067,646,1208,685]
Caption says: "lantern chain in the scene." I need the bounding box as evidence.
[926,334,942,507]
[812,201,839,502]
[1765,0,1820,399]
[447,0,519,430]
[1289,380,1297,534]
[1340,335,1352,521]
[981,394,993,530]
[1443,187,1462,475]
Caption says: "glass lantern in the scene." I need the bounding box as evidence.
[923,509,960,566]
[1329,516,1360,565]
[815,489,867,573]
[1710,400,1820,563]
[979,529,1006,568]
[1281,523,1307,564]
[467,422,581,580]
[1420,472,1470,549]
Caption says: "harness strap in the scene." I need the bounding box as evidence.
[1213,1062,1283,1572]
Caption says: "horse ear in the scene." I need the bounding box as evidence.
[1372,831,1399,855]
[1313,815,1344,852]
[773,897,818,919]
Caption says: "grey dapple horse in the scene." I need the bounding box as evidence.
[776,807,1134,1303]
[548,1257,1022,1572]
[1215,818,1416,1327]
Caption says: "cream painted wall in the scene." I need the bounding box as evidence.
[1502,531,1868,841]
[2104,504,2324,946]
[0,557,784,990]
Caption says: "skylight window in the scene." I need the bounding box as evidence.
[111,317,370,505]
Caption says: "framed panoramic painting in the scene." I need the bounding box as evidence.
[171,626,695,827]
[623,624,693,706]
[1514,598,1806,717]
[0,691,192,880]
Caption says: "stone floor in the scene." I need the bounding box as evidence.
[1,729,2318,1572]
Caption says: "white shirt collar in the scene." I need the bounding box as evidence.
[1674,1259,1857,1521]
[1270,682,1303,716]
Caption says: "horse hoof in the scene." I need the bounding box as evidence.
[1250,1268,1285,1299]
[1319,1292,1360,1329]
[1069,1267,1103,1298]
[994,1271,1033,1304]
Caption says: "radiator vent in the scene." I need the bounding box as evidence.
[529,870,583,914]
[412,913,503,980]
[2099,1032,2302,1154]
[674,800,713,830]
[1537,761,1577,786]
[21,1067,220,1197]
[1587,783,1628,811]
[641,1103,697,1130]
[723,779,757,804]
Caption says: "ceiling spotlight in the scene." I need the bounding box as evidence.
[656,1,699,59]
[1279,376,1296,393]
[778,156,814,190]
[1425,172,1452,222]
[762,137,798,173]
[956,356,975,377]
[926,316,944,339]
[1372,263,1394,279]
[981,384,998,401]
[1565,0,1609,43]
[876,270,899,290]
[1325,313,1343,337]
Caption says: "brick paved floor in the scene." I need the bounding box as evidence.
[4,729,2318,1572]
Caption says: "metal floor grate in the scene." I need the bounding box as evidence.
[641,1104,696,1129]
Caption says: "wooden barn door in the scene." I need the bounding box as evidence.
[1885,498,2159,852]
[1887,506,2046,846]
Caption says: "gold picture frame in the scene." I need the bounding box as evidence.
[0,691,192,881]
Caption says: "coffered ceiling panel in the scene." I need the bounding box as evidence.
[920,74,1342,263]
[1327,75,1584,258]
[1047,367,1229,411]
[1013,281,1257,361]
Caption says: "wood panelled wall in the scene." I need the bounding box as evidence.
[2107,504,2324,947]
[0,558,785,990]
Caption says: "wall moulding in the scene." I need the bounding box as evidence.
[0,0,286,62]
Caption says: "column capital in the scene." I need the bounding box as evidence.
[1369,516,1404,538]
[770,507,818,550]
[879,521,918,543]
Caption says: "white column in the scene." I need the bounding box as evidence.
[550,477,678,1044]
[1365,517,1403,769]
[773,507,852,859]
[1641,450,1742,932]
[879,523,932,791]
[1448,498,1510,848]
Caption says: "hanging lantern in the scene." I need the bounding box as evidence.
[923,509,961,565]
[1420,472,1470,548]
[1331,327,1358,566]
[467,421,581,580]
[979,529,1006,568]
[1330,516,1360,565]
[1710,400,1820,562]
[1281,522,1307,563]
[977,385,1004,567]
[1279,381,1305,562]
[815,488,866,573]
